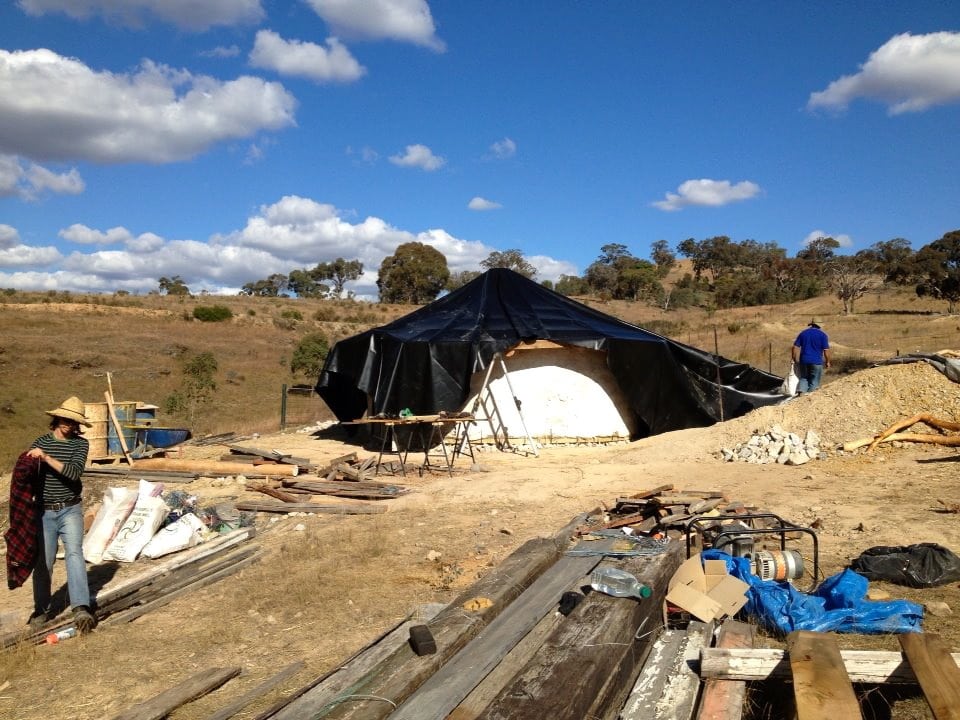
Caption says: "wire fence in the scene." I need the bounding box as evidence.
[280,384,330,430]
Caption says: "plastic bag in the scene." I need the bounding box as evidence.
[102,480,170,563]
[83,486,138,564]
[850,543,960,588]
[779,363,799,396]
[141,513,206,558]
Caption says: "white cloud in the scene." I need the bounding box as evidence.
[305,0,445,51]
[468,196,502,211]
[0,244,62,267]
[60,224,132,245]
[0,154,84,199]
[16,0,264,31]
[389,144,445,171]
[201,45,241,59]
[526,255,579,284]
[0,224,21,248]
[489,137,516,159]
[250,30,366,83]
[0,49,297,164]
[652,178,761,211]
[803,230,853,249]
[2,196,576,297]
[808,31,960,115]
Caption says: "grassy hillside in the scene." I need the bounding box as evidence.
[0,283,954,469]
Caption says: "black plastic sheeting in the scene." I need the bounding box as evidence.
[315,268,787,437]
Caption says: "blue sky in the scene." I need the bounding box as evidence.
[1,1,959,298]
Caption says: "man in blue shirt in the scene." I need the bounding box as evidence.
[792,318,831,393]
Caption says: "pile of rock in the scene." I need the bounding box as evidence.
[719,425,824,466]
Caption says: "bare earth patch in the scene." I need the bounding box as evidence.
[0,361,959,719]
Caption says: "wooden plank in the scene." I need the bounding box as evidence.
[787,631,862,720]
[619,629,687,719]
[313,516,588,720]
[105,390,135,466]
[205,660,306,720]
[475,543,683,720]
[314,452,360,477]
[700,647,960,684]
[644,621,714,720]
[628,484,675,499]
[899,633,960,720]
[447,610,563,720]
[133,458,299,476]
[235,500,387,514]
[227,444,314,469]
[110,666,241,720]
[696,620,755,720]
[388,554,602,720]
[249,483,301,503]
[265,605,445,720]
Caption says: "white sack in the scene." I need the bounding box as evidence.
[140,513,206,559]
[82,486,138,564]
[102,480,169,563]
[780,363,799,396]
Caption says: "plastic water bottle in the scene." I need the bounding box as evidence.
[45,627,77,644]
[590,567,652,599]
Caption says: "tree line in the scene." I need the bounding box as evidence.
[158,229,960,314]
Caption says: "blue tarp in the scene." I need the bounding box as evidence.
[702,550,924,636]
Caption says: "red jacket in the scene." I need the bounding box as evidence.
[4,453,42,590]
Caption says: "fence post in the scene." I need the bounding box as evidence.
[280,383,288,431]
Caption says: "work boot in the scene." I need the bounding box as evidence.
[26,611,49,629]
[73,606,97,634]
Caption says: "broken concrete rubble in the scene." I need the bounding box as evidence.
[719,425,825,466]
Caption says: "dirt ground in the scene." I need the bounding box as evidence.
[1,360,959,719]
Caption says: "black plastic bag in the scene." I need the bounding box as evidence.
[850,543,960,588]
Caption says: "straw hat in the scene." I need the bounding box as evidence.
[808,317,823,328]
[46,396,92,427]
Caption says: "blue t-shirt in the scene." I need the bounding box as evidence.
[794,326,829,364]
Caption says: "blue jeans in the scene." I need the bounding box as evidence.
[32,502,90,614]
[797,363,824,393]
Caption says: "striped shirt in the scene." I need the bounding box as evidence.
[29,433,89,503]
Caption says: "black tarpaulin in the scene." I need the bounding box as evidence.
[316,268,785,437]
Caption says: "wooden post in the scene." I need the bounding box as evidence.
[105,390,135,466]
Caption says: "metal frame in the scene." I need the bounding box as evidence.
[684,512,820,591]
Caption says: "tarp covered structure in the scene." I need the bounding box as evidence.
[316,268,785,437]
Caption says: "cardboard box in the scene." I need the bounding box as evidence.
[666,553,749,623]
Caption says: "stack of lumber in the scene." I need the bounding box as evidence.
[237,453,409,515]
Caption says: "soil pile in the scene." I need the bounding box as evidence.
[710,360,960,453]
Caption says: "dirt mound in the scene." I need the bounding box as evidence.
[710,360,960,452]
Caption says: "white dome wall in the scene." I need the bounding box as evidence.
[462,346,637,443]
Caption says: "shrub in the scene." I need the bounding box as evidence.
[281,308,303,321]
[291,332,330,377]
[192,304,233,322]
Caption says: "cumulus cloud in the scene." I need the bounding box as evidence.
[489,137,516,159]
[250,30,366,83]
[0,49,297,164]
[3,196,575,297]
[389,144,445,171]
[16,0,264,31]
[527,255,579,284]
[0,244,62,268]
[468,196,502,211]
[808,31,960,115]
[652,178,761,211]
[803,230,853,249]
[0,154,84,199]
[305,0,445,51]
[0,224,20,248]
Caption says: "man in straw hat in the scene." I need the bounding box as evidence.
[24,396,96,633]
[791,318,831,393]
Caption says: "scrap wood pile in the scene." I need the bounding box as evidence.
[238,452,410,516]
[843,413,960,452]
[579,483,763,538]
